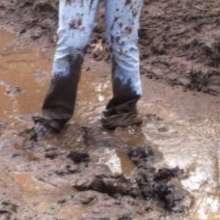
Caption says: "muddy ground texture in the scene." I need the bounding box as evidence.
[0,122,192,219]
[1,0,220,95]
[0,0,220,219]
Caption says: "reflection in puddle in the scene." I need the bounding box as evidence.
[97,148,135,177]
[98,148,123,175]
[192,193,220,220]
[116,149,135,177]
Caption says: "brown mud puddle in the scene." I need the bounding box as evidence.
[0,30,51,122]
[0,30,220,220]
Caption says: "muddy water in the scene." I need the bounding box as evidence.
[0,30,51,122]
[0,29,220,220]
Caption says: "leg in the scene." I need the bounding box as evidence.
[101,0,143,129]
[105,0,143,109]
[41,0,100,130]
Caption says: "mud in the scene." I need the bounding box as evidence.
[67,151,90,164]
[0,16,220,220]
[0,124,192,220]
[128,147,189,212]
[0,0,58,43]
[140,0,220,95]
[1,0,220,94]
[73,146,191,213]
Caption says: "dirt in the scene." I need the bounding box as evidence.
[0,31,194,218]
[0,0,58,43]
[139,0,220,95]
[0,0,220,94]
[67,151,90,164]
[0,1,220,219]
[73,145,191,213]
[0,121,192,220]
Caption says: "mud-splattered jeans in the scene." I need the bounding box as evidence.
[42,0,143,126]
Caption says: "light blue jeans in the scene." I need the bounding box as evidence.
[42,0,143,123]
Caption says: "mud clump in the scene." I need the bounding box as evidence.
[129,147,191,213]
[74,146,191,214]
[75,174,140,198]
[67,151,90,164]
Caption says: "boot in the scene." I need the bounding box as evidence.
[101,99,142,130]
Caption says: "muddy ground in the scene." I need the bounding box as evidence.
[0,1,220,220]
[0,29,219,219]
[1,0,220,95]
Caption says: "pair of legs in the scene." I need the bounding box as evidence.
[40,0,143,130]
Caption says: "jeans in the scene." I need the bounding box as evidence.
[42,0,143,125]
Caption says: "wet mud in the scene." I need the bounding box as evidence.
[0,125,193,219]
[139,0,220,95]
[0,5,220,220]
[1,0,220,94]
